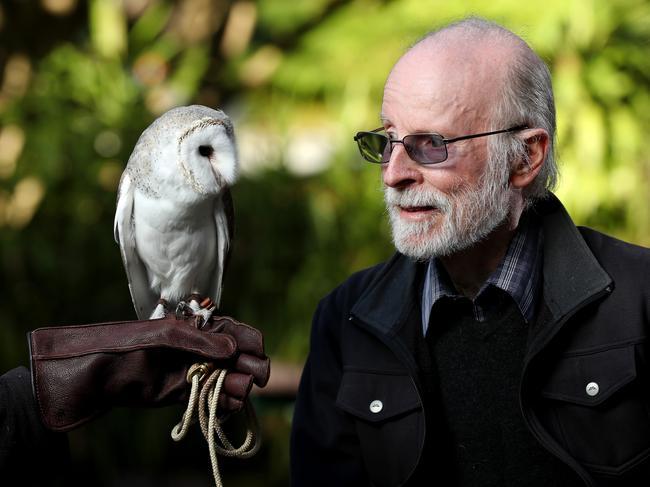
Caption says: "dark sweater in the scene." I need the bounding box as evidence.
[423,290,572,486]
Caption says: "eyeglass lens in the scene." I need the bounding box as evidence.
[357,133,389,163]
[403,134,446,163]
[357,132,447,164]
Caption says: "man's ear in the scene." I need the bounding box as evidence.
[510,128,549,190]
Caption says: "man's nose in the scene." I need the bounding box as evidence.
[382,143,423,188]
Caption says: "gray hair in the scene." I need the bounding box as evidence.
[416,17,558,202]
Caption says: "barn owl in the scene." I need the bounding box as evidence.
[114,105,237,322]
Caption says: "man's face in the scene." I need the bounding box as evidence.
[380,42,513,260]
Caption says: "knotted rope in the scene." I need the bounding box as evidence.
[171,362,261,487]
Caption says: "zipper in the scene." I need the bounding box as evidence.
[520,285,612,487]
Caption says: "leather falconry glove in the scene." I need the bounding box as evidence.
[29,315,269,432]
[200,315,271,412]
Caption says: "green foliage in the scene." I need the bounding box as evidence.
[1,0,650,484]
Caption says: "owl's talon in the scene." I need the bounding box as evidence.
[189,298,202,314]
[175,301,193,319]
[173,296,216,324]
[193,306,215,328]
[149,299,168,320]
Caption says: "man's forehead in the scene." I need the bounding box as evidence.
[391,35,505,84]
[381,37,509,121]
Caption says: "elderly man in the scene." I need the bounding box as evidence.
[290,17,650,487]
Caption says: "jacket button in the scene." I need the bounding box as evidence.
[586,382,599,397]
[369,400,383,413]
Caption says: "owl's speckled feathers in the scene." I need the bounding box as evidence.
[114,105,237,320]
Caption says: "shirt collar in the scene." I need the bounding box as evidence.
[421,214,543,335]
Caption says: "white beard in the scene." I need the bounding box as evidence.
[384,160,512,260]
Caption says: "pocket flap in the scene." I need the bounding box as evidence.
[336,370,421,423]
[540,346,637,406]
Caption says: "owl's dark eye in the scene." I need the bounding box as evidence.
[198,145,214,157]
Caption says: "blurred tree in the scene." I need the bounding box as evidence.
[0,0,649,485]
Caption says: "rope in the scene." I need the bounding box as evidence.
[171,363,261,487]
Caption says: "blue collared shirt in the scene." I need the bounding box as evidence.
[421,215,543,336]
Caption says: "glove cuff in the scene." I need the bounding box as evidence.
[29,317,237,432]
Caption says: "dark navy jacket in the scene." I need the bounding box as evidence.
[0,366,69,485]
[291,196,650,486]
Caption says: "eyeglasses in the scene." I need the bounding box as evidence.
[353,125,528,164]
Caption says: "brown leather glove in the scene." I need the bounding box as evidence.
[29,315,268,432]
[202,315,271,412]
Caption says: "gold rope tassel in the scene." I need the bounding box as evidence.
[171,363,261,487]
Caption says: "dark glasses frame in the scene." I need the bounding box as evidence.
[353,124,529,164]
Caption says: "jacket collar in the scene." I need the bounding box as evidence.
[525,195,613,356]
[350,251,423,336]
[535,194,612,322]
[351,194,612,340]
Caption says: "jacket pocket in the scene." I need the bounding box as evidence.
[540,345,650,475]
[336,369,424,487]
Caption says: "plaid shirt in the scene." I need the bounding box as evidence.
[421,215,542,336]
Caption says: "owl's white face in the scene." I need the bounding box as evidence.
[177,118,238,196]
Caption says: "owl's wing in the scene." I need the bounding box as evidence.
[114,173,157,320]
[210,188,235,308]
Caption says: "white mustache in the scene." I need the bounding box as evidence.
[384,186,452,211]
